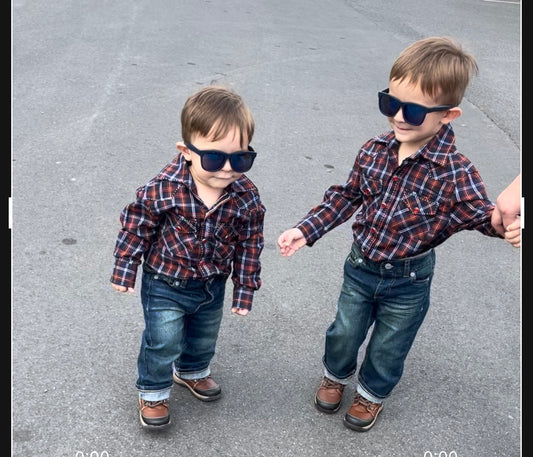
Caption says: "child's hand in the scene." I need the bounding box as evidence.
[112,283,135,293]
[231,307,249,316]
[277,228,306,257]
[503,218,521,248]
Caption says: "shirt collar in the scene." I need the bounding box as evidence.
[376,123,456,166]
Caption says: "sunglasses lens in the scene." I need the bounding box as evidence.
[187,141,256,173]
[379,92,427,126]
[379,93,400,118]
[230,152,255,172]
[201,152,226,172]
[402,104,426,126]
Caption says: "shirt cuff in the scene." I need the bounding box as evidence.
[232,287,254,311]
[110,259,138,289]
[295,220,319,246]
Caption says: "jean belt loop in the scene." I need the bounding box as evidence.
[354,242,363,259]
[403,259,411,277]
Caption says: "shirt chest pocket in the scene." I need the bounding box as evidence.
[403,192,439,216]
[160,215,199,262]
[214,223,239,244]
[356,175,383,222]
[389,178,453,236]
[174,215,197,234]
[212,224,239,260]
[360,175,382,197]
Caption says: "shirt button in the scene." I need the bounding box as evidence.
[371,227,377,233]
[381,202,386,208]
[392,176,399,182]
[202,238,207,243]
[413,208,420,214]
[385,263,393,269]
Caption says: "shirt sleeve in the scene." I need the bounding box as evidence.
[230,202,266,311]
[296,165,363,245]
[449,163,502,236]
[110,186,161,289]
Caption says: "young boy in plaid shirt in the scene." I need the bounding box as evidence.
[278,36,519,432]
[111,85,265,429]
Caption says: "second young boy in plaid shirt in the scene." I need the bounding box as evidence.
[278,36,519,432]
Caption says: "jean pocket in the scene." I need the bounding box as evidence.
[409,263,434,284]
[409,272,432,285]
[346,246,365,268]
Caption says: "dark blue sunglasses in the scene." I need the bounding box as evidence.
[378,89,456,126]
[184,142,257,173]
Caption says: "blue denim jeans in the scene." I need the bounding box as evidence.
[136,270,226,401]
[323,243,435,403]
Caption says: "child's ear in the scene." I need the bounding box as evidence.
[441,107,462,124]
[176,142,191,159]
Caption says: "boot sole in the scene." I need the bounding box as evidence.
[314,395,341,414]
[139,413,170,429]
[343,406,383,432]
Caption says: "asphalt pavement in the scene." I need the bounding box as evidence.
[12,1,522,456]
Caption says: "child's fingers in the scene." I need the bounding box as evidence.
[503,228,520,247]
[278,233,294,247]
[509,239,520,248]
[112,284,135,293]
[506,218,521,231]
[231,308,249,316]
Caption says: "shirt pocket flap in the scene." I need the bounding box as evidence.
[360,175,382,196]
[403,192,439,216]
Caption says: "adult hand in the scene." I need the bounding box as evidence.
[503,218,521,248]
[491,174,521,239]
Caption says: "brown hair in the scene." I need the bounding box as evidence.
[180,85,254,148]
[389,36,479,105]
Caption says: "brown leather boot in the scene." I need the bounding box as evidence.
[138,398,170,428]
[173,373,222,401]
[314,376,345,413]
[343,393,383,431]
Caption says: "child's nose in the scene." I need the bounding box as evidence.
[221,158,233,171]
[393,107,405,123]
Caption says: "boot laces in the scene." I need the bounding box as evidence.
[321,378,343,390]
[354,394,379,412]
[142,399,167,408]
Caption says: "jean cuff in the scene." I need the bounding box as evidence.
[173,364,210,381]
[323,369,350,386]
[138,387,171,402]
[356,384,384,404]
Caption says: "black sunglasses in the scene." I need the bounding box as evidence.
[378,89,456,126]
[184,142,257,173]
